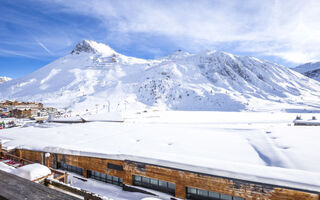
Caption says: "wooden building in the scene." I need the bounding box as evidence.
[9,108,35,118]
[0,100,43,108]
[3,146,318,200]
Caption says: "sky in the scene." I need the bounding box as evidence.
[1,0,320,79]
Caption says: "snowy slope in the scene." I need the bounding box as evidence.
[1,40,320,113]
[0,76,12,84]
[294,62,320,82]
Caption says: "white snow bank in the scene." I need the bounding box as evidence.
[14,163,51,181]
[0,162,15,173]
[294,119,320,125]
[82,112,124,122]
[49,116,85,123]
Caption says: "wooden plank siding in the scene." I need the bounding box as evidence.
[14,148,320,200]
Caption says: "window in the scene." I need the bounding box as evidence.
[159,180,167,188]
[233,197,245,200]
[221,194,233,200]
[186,187,245,200]
[198,189,208,196]
[132,175,175,196]
[107,163,123,171]
[134,176,141,182]
[209,191,220,198]
[187,187,197,194]
[150,178,158,185]
[87,170,122,186]
[168,182,175,190]
[57,162,83,176]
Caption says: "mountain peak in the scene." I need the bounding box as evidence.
[0,76,12,84]
[164,49,191,60]
[71,40,116,56]
[294,61,320,73]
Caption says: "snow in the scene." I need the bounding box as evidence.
[294,119,320,125]
[1,41,320,114]
[82,112,124,122]
[72,40,116,56]
[294,62,320,73]
[0,162,15,173]
[14,163,51,181]
[49,116,85,123]
[66,172,171,200]
[1,111,320,192]
[294,62,320,82]
[0,162,51,181]
[1,40,320,196]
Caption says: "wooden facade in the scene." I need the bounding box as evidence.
[11,148,320,200]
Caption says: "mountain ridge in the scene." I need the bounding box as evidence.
[294,62,320,82]
[1,40,320,113]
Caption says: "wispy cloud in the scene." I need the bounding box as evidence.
[48,0,320,64]
[34,39,53,55]
[2,0,320,65]
[0,48,36,59]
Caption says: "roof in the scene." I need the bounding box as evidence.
[0,170,79,200]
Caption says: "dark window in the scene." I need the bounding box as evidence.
[186,187,245,200]
[132,175,175,196]
[57,162,83,176]
[135,163,146,172]
[107,163,123,171]
[87,170,122,186]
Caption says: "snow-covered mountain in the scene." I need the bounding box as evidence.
[0,77,12,84]
[1,40,320,113]
[294,62,320,82]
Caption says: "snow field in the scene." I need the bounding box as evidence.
[1,111,320,191]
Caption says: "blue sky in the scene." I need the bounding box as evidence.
[1,0,320,78]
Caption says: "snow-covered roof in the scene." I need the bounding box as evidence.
[1,111,320,192]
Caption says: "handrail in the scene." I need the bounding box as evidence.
[1,152,67,183]
[32,172,54,182]
[2,152,34,165]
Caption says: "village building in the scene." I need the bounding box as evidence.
[9,108,34,118]
[0,101,57,119]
